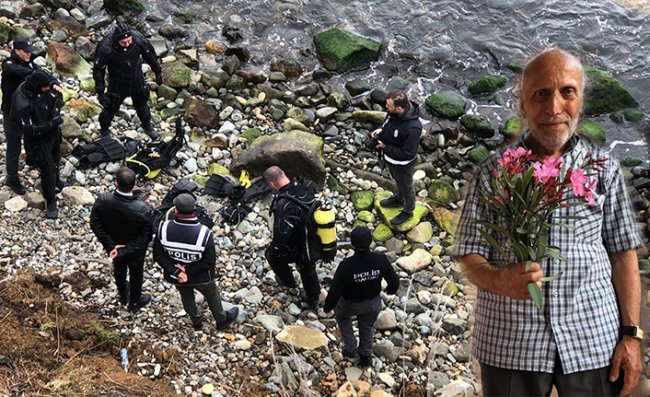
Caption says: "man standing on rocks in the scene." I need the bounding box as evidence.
[2,38,39,195]
[153,193,239,331]
[324,226,399,367]
[10,69,63,218]
[264,166,321,309]
[455,48,642,396]
[93,22,162,139]
[369,90,422,226]
[90,167,153,312]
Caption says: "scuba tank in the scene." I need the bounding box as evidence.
[313,201,337,262]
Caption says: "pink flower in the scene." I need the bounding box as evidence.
[583,179,598,205]
[570,168,588,197]
[533,158,562,184]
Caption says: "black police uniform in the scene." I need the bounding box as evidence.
[2,50,38,190]
[9,70,63,217]
[93,23,161,137]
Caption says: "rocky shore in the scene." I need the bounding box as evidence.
[1,1,649,396]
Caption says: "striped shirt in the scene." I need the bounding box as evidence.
[455,134,642,374]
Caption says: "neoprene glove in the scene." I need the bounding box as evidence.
[155,73,163,85]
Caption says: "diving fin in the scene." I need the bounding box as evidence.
[240,177,272,203]
[204,174,237,197]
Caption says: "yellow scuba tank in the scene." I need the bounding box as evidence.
[313,202,337,261]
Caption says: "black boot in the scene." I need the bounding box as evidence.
[216,307,239,330]
[143,124,158,140]
[128,293,152,313]
[45,200,58,219]
[390,210,412,226]
[380,196,403,208]
[6,180,26,195]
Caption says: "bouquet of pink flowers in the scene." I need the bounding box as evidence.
[477,146,607,309]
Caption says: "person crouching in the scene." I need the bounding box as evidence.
[153,193,238,331]
[324,226,400,367]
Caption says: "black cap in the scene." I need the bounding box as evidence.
[173,193,196,214]
[113,22,132,42]
[13,38,34,53]
[350,226,372,250]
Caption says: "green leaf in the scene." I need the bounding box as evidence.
[510,243,529,262]
[540,271,564,282]
[544,246,561,258]
[478,229,506,255]
[528,283,544,310]
[525,245,537,261]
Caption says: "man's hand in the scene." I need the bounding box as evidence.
[492,262,543,300]
[174,264,187,283]
[375,140,385,149]
[371,128,381,138]
[326,311,334,318]
[609,337,642,396]
[109,244,126,259]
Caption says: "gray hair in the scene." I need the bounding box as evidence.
[516,47,586,97]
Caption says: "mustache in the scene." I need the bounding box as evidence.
[539,117,571,124]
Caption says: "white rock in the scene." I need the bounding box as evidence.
[233,340,252,350]
[5,196,28,212]
[61,186,95,206]
[378,372,396,388]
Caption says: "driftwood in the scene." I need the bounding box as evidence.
[325,159,396,190]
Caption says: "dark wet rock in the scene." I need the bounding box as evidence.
[370,88,388,105]
[225,44,251,63]
[222,25,243,43]
[624,109,645,122]
[184,96,219,128]
[270,58,302,78]
[312,68,333,80]
[222,55,241,75]
[49,15,88,39]
[467,75,507,96]
[460,114,494,138]
[345,79,371,96]
[20,3,46,18]
[159,24,189,39]
[162,62,192,89]
[230,130,326,187]
[428,180,460,206]
[269,71,286,82]
[468,145,489,164]
[584,67,639,115]
[103,0,144,16]
[386,76,411,91]
[313,28,381,73]
[501,116,523,139]
[74,36,96,61]
[295,83,320,97]
[201,70,229,90]
[236,67,267,84]
[225,74,246,91]
[425,91,467,120]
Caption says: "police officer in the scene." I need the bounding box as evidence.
[90,167,153,312]
[323,226,399,367]
[153,193,239,331]
[2,38,39,195]
[370,90,422,226]
[264,165,321,309]
[10,69,63,218]
[93,22,162,139]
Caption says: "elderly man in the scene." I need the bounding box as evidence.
[93,22,162,139]
[2,38,39,195]
[455,48,642,397]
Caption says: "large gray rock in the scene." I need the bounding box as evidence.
[230,130,326,187]
[5,196,27,212]
[406,222,433,244]
[396,248,433,274]
[374,308,397,330]
[253,314,284,333]
[438,380,474,397]
[373,340,405,362]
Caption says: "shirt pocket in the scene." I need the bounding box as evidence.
[569,190,606,243]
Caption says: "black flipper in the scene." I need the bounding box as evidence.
[240,177,272,203]
[204,174,237,197]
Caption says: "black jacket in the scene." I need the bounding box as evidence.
[1,52,38,113]
[323,250,400,313]
[93,29,161,93]
[90,191,153,257]
[153,216,216,285]
[378,101,422,165]
[10,80,63,138]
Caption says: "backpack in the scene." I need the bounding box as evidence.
[126,116,185,179]
[152,178,214,231]
[274,178,338,263]
[72,135,126,168]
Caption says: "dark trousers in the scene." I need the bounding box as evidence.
[267,254,320,303]
[387,160,416,214]
[99,75,151,131]
[175,281,226,326]
[334,296,382,357]
[480,356,621,397]
[113,252,145,306]
[23,131,60,203]
[3,113,22,184]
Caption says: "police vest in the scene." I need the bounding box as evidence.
[158,219,211,264]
